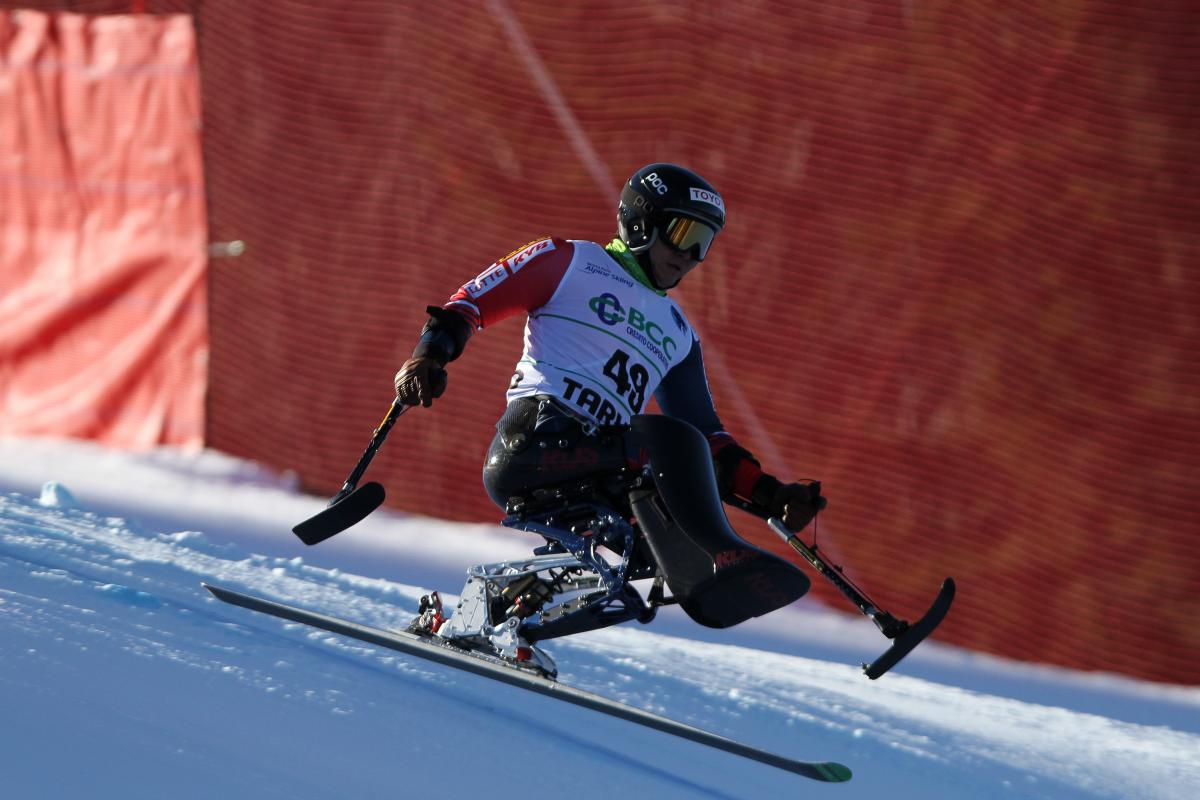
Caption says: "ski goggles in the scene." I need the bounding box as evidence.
[661,216,718,261]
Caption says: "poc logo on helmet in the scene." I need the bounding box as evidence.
[645,172,669,195]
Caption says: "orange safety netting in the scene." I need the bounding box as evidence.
[0,9,206,448]
[4,1,1198,684]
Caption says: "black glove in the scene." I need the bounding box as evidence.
[394,357,447,407]
[770,480,827,532]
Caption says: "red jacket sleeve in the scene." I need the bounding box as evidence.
[442,237,574,330]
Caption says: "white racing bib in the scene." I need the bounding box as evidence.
[507,241,694,426]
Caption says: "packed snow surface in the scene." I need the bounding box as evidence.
[1,437,1197,799]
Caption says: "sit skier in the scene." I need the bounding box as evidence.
[394,163,826,670]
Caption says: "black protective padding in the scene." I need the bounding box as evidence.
[629,415,809,628]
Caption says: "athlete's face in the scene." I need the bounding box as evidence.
[647,237,702,290]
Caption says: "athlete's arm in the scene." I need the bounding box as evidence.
[654,339,769,502]
[654,339,825,531]
[395,238,574,406]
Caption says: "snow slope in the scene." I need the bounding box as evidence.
[1,438,1198,799]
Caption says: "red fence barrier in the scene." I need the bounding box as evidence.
[4,1,1197,683]
[0,9,206,447]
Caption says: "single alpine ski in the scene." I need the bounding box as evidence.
[202,581,852,784]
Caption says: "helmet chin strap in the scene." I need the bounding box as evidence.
[634,249,678,291]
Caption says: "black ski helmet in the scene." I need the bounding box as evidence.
[617,163,726,261]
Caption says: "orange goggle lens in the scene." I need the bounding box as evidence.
[663,216,717,260]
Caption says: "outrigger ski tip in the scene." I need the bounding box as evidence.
[766,517,955,680]
[862,577,955,679]
[292,399,408,546]
[293,481,386,545]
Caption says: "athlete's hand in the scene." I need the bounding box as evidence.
[772,480,827,532]
[394,357,447,407]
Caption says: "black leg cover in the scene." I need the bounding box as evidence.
[629,415,810,628]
